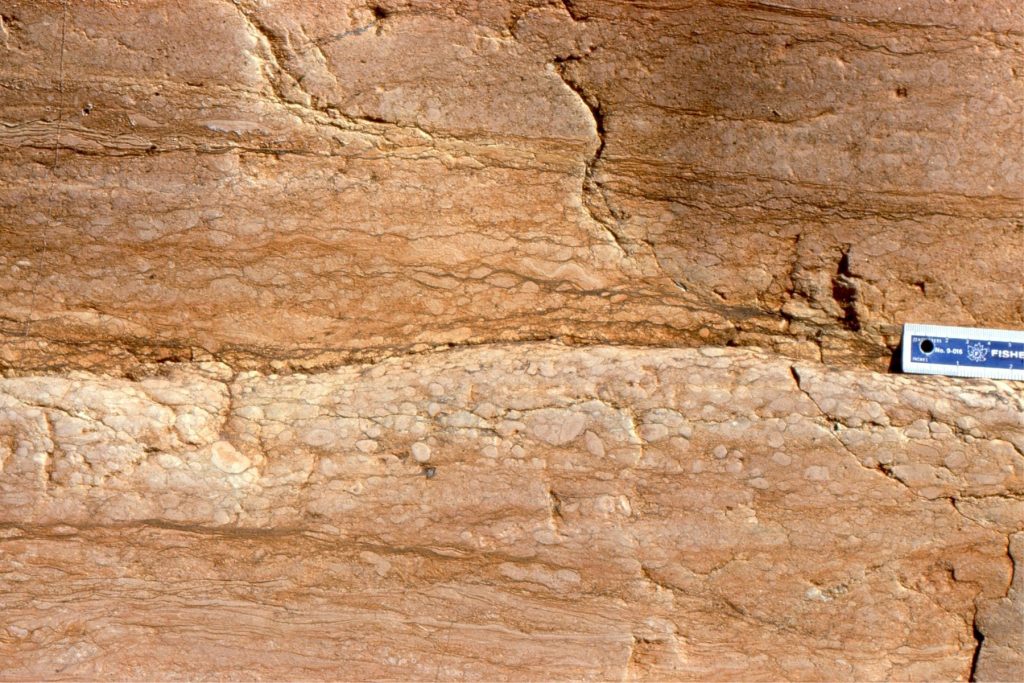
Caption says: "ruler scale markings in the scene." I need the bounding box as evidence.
[901,323,1024,381]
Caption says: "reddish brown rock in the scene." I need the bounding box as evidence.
[1,0,1020,372]
[0,0,1021,680]
[0,345,1021,679]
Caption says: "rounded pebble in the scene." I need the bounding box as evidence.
[411,442,432,463]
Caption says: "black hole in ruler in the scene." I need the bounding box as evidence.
[919,339,934,354]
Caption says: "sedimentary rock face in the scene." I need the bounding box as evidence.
[0,0,1020,680]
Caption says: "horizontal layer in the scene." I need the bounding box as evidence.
[1,0,1020,371]
[1,344,1020,679]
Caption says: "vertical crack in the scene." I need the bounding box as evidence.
[552,56,629,257]
[968,615,984,681]
[559,0,583,22]
[229,0,293,104]
[547,487,565,533]
[832,247,862,332]
[552,54,679,286]
[968,534,1018,681]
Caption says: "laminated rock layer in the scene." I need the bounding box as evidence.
[0,0,1021,680]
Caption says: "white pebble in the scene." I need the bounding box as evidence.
[411,442,432,463]
[355,439,378,453]
[584,431,605,457]
[210,441,251,474]
[804,465,830,481]
[640,423,669,442]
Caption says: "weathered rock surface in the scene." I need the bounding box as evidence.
[0,0,1021,680]
[1,345,1022,679]
[1,0,1021,373]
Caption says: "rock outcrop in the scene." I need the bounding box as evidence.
[0,0,1021,680]
[1,345,1021,679]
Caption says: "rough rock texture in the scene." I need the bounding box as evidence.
[1,345,1022,680]
[0,0,1022,680]
[2,0,1022,372]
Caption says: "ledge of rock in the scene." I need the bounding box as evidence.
[0,0,1021,680]
[1,345,1021,679]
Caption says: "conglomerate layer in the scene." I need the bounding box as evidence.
[1,345,1022,679]
[0,0,1021,680]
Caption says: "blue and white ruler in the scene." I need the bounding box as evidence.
[902,323,1024,381]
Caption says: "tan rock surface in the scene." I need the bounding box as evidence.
[1,345,1022,679]
[1,0,1021,372]
[0,0,1022,680]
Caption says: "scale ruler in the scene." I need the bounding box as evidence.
[902,323,1024,381]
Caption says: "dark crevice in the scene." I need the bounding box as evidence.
[231,3,293,104]
[968,616,984,681]
[887,341,903,373]
[552,55,631,256]
[832,248,861,332]
[548,488,565,526]
[353,113,397,126]
[369,5,389,34]
[558,0,584,22]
